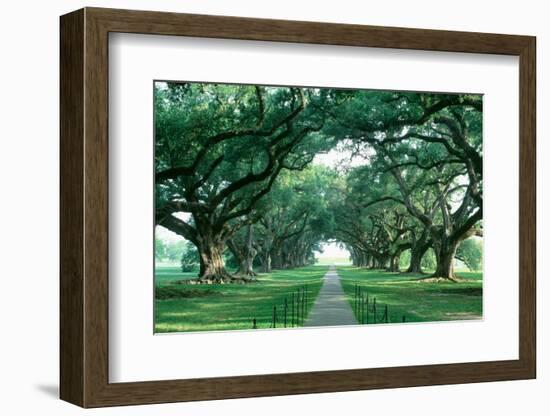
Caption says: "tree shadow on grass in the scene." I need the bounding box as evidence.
[155,286,217,300]
[434,287,482,296]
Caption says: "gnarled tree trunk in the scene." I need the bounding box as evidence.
[360,252,370,268]
[226,229,257,278]
[197,238,233,282]
[242,224,257,277]
[407,238,430,274]
[432,238,460,281]
[387,250,401,272]
[259,228,273,273]
[374,254,389,269]
[193,224,251,284]
[262,253,272,273]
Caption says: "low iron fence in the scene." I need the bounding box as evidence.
[353,284,406,324]
[252,284,309,329]
[251,283,405,329]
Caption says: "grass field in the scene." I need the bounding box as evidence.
[315,256,352,265]
[337,267,483,324]
[155,265,328,333]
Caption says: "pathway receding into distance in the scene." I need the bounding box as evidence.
[304,265,358,327]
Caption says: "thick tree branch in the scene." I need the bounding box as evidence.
[157,214,199,246]
[156,88,305,183]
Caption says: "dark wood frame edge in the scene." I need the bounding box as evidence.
[60,7,536,408]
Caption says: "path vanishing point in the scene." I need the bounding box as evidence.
[304,265,358,327]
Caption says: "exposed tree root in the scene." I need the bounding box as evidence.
[415,274,467,283]
[178,273,258,285]
[235,270,258,278]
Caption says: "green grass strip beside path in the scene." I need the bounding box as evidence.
[337,266,483,324]
[155,265,327,333]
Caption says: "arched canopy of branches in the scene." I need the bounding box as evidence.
[155,82,483,283]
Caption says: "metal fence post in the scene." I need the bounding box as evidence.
[304,285,308,317]
[291,292,295,327]
[361,294,364,324]
[301,288,305,323]
[353,283,357,315]
[297,290,301,324]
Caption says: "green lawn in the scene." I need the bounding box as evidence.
[337,266,482,324]
[154,265,327,333]
[315,256,352,265]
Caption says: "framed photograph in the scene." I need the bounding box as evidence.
[60,7,536,408]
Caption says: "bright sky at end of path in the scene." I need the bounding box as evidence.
[315,242,350,259]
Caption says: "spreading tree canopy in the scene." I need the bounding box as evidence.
[155,82,483,282]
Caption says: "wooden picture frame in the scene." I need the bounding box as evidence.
[60,7,536,408]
